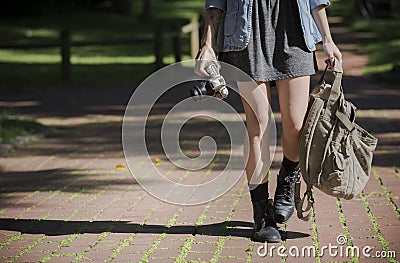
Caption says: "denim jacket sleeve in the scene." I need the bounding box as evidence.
[204,0,253,52]
[296,0,330,51]
[205,0,227,11]
[309,0,330,10]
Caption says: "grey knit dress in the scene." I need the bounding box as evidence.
[219,0,317,82]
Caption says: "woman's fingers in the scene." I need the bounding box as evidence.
[194,46,219,77]
[334,50,343,66]
[327,56,335,68]
[323,42,342,70]
[194,57,209,77]
[324,55,334,70]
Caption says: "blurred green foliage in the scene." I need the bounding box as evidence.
[0,0,132,18]
[0,0,204,91]
[330,0,400,75]
[353,19,400,74]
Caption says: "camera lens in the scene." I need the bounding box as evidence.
[189,81,215,100]
[190,86,201,97]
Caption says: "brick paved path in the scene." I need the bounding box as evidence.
[0,18,399,262]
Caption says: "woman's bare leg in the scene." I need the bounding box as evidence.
[273,76,310,223]
[238,80,281,243]
[276,76,310,161]
[238,81,272,185]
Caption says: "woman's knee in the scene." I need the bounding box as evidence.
[246,122,262,141]
[246,115,270,139]
[283,120,303,139]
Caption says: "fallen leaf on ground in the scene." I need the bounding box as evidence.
[115,164,126,170]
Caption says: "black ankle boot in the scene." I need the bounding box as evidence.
[274,166,300,223]
[252,199,281,243]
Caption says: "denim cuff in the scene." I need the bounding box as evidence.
[310,0,330,10]
[205,0,227,11]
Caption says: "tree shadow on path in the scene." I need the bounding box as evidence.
[0,218,309,242]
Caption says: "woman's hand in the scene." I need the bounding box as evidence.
[194,44,220,77]
[323,40,342,69]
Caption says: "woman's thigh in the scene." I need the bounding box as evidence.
[238,81,272,135]
[276,76,310,134]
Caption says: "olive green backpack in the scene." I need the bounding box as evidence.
[295,62,378,221]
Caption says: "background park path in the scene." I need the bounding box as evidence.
[0,15,399,262]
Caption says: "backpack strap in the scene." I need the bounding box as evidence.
[328,61,344,103]
[335,110,361,149]
[294,182,314,221]
[310,64,329,97]
[316,64,329,86]
[325,61,344,118]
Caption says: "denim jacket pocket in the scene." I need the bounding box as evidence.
[226,0,239,13]
[224,12,238,36]
[224,0,239,36]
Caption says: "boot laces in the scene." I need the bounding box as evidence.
[282,168,300,201]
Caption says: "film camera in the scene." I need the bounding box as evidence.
[190,63,229,101]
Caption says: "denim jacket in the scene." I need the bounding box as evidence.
[205,0,330,52]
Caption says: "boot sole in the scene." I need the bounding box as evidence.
[253,234,281,243]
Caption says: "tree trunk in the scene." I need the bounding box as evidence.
[141,0,152,21]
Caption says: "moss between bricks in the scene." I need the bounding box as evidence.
[8,152,123,262]
[311,207,321,263]
[359,192,397,263]
[336,198,359,263]
[371,167,400,220]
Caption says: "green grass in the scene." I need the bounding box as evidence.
[0,113,44,144]
[0,1,204,91]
